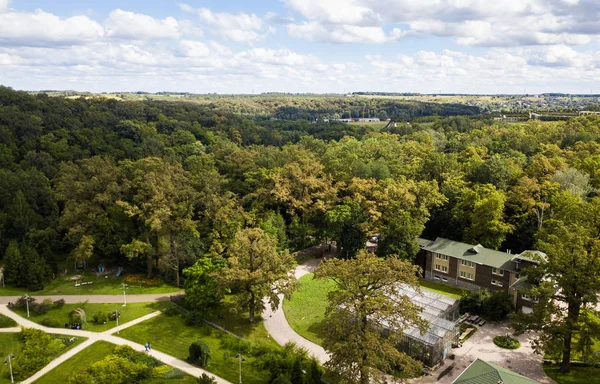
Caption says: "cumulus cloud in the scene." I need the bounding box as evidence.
[104,9,183,40]
[178,3,270,43]
[282,0,600,46]
[0,9,104,46]
[0,0,10,13]
[287,22,407,43]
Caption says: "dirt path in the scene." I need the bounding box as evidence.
[263,257,330,364]
[0,305,231,384]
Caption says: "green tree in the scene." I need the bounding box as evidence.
[183,258,224,311]
[315,250,426,384]
[511,222,600,373]
[217,228,295,323]
[326,202,367,259]
[3,240,24,285]
[453,184,514,249]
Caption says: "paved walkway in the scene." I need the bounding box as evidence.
[0,292,182,305]
[0,305,231,384]
[413,322,553,384]
[263,257,330,364]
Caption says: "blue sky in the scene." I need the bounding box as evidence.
[1,0,599,94]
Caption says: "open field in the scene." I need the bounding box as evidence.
[11,301,168,332]
[118,312,272,384]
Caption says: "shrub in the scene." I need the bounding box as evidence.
[493,335,521,349]
[188,341,211,368]
[460,289,513,321]
[33,298,54,315]
[198,373,218,384]
[53,299,65,308]
[92,311,109,324]
[40,317,62,328]
[184,311,204,327]
[15,295,36,309]
[163,306,180,317]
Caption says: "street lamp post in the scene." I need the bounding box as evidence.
[115,310,120,334]
[24,294,30,318]
[235,354,245,384]
[4,353,15,383]
[120,283,128,307]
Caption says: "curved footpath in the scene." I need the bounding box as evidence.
[263,258,330,364]
[0,304,230,384]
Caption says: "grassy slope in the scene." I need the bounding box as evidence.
[282,273,334,345]
[11,301,168,332]
[118,313,271,384]
[0,332,86,384]
[0,314,17,328]
[283,273,465,345]
[544,365,600,384]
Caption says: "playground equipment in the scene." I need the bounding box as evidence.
[115,267,123,277]
[97,264,105,273]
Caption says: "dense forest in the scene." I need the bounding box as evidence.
[2,85,600,291]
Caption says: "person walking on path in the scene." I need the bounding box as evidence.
[145,342,149,352]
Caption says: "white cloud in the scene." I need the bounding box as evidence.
[0,9,104,46]
[178,3,270,43]
[287,21,406,43]
[0,0,10,13]
[282,0,600,46]
[104,9,182,40]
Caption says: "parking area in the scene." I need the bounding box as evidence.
[413,321,554,384]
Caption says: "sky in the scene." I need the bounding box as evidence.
[1,0,600,94]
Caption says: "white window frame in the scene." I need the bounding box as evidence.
[460,270,466,278]
[467,272,474,280]
[461,260,467,266]
[492,268,504,276]
[522,293,539,303]
[468,261,475,268]
[491,279,503,287]
[434,264,448,273]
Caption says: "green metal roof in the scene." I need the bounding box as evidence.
[417,237,434,248]
[423,237,516,270]
[452,359,540,384]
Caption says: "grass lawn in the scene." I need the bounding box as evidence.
[283,273,333,345]
[543,365,600,384]
[283,273,464,346]
[37,340,197,384]
[0,331,86,384]
[418,279,465,300]
[0,314,16,328]
[0,261,181,296]
[0,333,23,384]
[203,295,281,347]
[118,312,272,384]
[11,301,169,332]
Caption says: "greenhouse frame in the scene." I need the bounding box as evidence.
[393,285,460,367]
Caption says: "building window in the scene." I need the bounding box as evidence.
[434,264,448,273]
[460,270,466,277]
[466,261,475,268]
[522,294,538,303]
[461,260,467,266]
[514,273,520,279]
[467,273,474,280]
[492,268,504,276]
[436,254,449,261]
[459,271,475,280]
[491,279,503,287]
